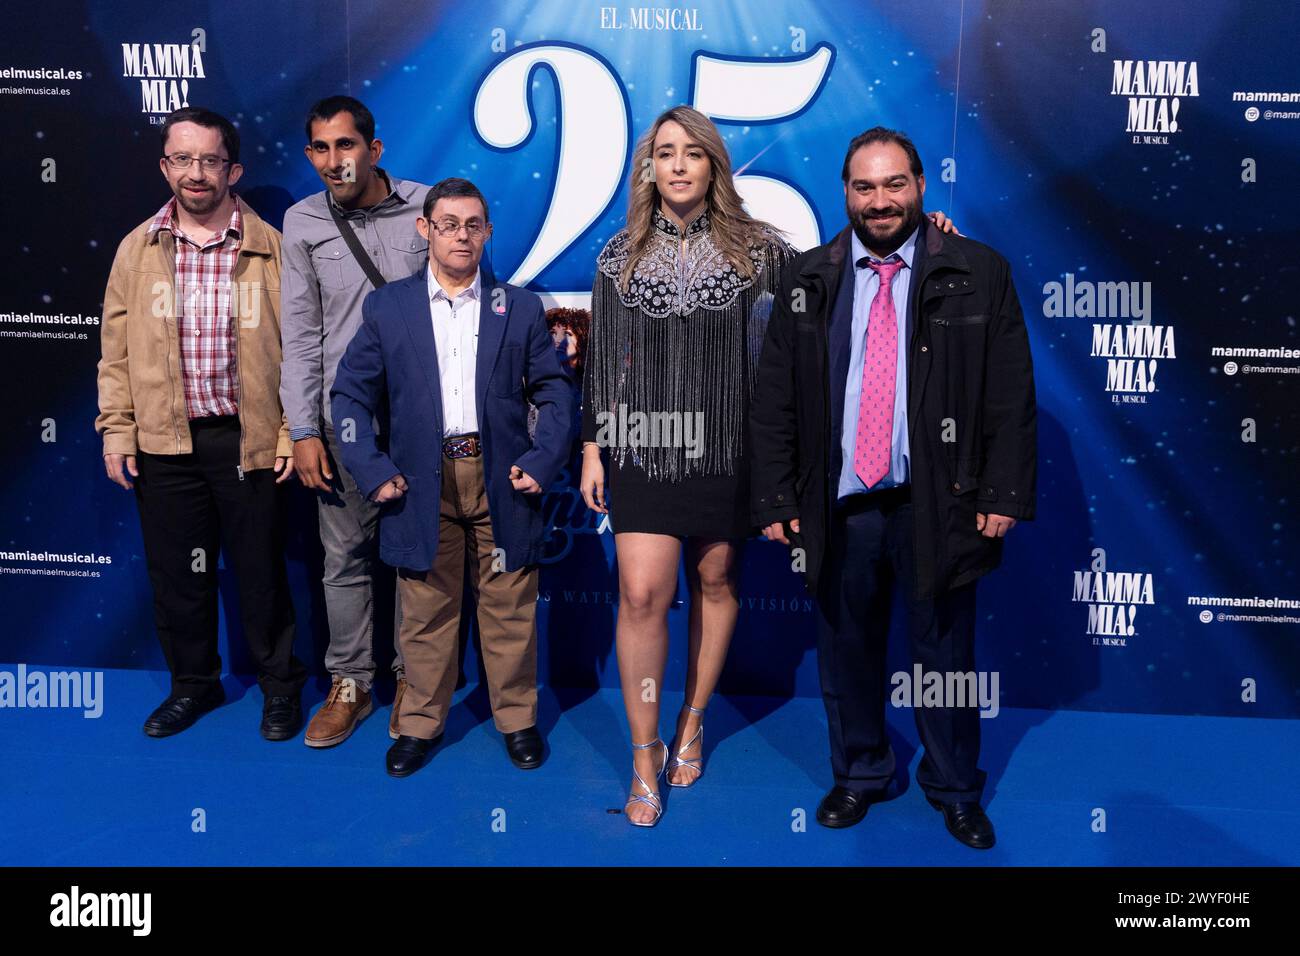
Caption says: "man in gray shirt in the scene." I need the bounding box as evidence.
[280,95,428,747]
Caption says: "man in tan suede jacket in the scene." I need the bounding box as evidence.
[96,107,307,741]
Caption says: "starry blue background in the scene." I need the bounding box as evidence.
[1,0,1296,717]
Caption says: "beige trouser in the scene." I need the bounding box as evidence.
[396,452,539,739]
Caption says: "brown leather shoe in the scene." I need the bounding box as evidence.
[389,677,408,740]
[304,677,372,748]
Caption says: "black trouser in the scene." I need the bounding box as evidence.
[815,485,986,804]
[134,415,306,698]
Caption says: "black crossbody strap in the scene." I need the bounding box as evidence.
[327,200,387,290]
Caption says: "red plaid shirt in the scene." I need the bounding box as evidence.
[148,197,242,419]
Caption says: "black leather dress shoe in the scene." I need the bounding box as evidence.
[928,797,996,849]
[386,734,440,777]
[260,694,303,741]
[503,726,545,769]
[143,684,226,737]
[816,785,876,828]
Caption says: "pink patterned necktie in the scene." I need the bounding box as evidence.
[853,256,905,489]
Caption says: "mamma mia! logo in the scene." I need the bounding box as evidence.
[1111,59,1199,143]
[1043,274,1175,402]
[122,29,208,119]
[1071,549,1156,647]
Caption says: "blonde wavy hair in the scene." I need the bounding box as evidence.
[619,105,780,291]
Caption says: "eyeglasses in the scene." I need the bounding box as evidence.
[431,218,487,238]
[164,153,232,171]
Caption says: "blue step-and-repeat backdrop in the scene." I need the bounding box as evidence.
[1,0,1297,716]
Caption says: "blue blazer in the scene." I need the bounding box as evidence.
[330,266,575,571]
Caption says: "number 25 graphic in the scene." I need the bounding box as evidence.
[473,41,835,287]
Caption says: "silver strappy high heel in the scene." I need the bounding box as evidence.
[626,737,669,827]
[666,703,706,788]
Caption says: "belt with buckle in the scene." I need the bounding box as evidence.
[442,433,482,459]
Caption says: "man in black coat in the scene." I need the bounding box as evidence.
[750,127,1036,849]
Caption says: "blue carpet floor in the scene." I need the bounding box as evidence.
[2,666,1296,866]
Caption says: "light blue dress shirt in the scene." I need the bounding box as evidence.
[837,226,919,500]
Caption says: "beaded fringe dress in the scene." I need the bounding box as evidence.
[581,206,797,538]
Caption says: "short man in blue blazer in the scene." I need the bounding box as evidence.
[331,178,574,776]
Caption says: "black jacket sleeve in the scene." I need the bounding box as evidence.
[977,254,1037,520]
[749,263,803,527]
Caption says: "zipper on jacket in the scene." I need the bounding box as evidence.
[234,251,246,478]
[909,262,935,598]
[820,276,832,573]
[164,234,184,453]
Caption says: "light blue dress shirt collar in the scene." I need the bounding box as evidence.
[850,224,919,274]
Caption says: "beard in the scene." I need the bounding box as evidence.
[174,181,223,216]
[848,196,924,256]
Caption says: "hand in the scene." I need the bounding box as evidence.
[274,456,296,484]
[976,513,1016,538]
[104,453,138,490]
[373,475,408,503]
[762,516,800,545]
[292,436,333,491]
[927,210,962,236]
[579,443,607,514]
[510,464,541,494]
